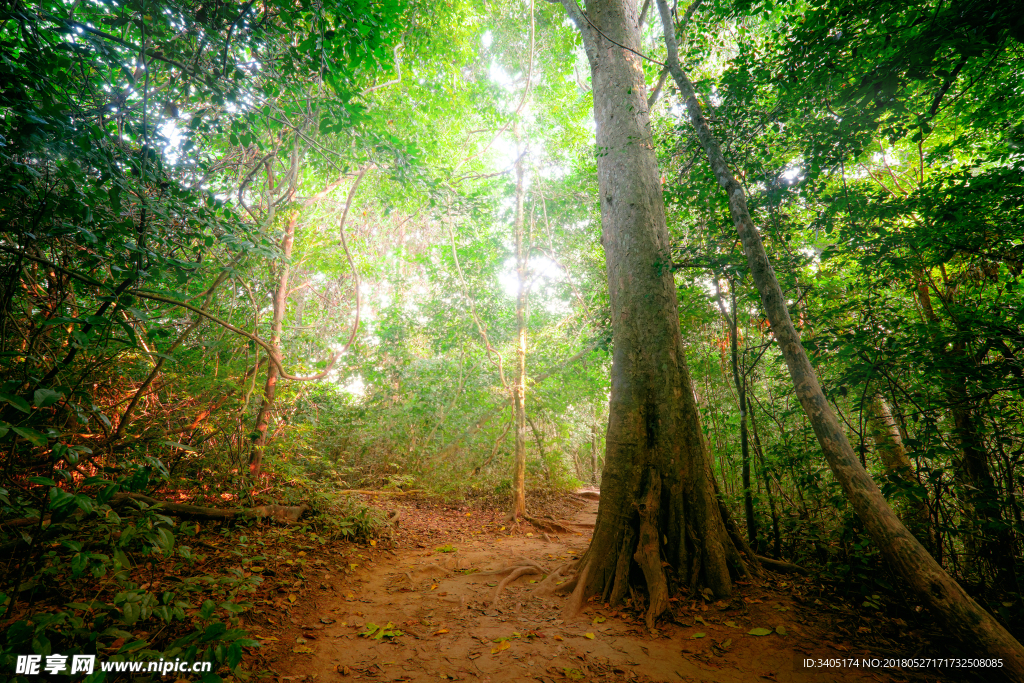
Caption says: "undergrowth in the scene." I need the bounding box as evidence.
[0,458,390,683]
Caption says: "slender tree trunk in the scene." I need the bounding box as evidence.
[591,412,600,485]
[512,150,528,520]
[916,273,1015,586]
[657,1,1024,673]
[556,0,753,627]
[249,213,295,477]
[718,280,756,546]
[867,395,934,550]
[433,340,599,463]
[749,398,781,556]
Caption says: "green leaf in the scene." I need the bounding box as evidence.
[14,427,49,446]
[33,388,61,408]
[747,627,773,636]
[161,440,198,452]
[690,632,706,639]
[0,393,31,414]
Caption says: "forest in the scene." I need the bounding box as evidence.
[1,0,1023,680]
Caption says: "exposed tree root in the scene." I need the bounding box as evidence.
[633,472,669,630]
[573,490,601,501]
[525,514,574,534]
[714,480,762,578]
[480,558,549,577]
[562,560,591,618]
[532,562,577,597]
[491,566,543,606]
[755,555,809,575]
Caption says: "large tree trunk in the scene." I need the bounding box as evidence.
[512,151,528,520]
[556,0,753,627]
[656,1,1024,674]
[249,213,296,476]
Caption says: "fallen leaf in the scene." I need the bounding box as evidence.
[288,594,297,603]
[434,629,449,635]
[747,627,773,636]
[724,620,738,628]
[255,636,278,642]
[775,625,787,636]
[370,540,377,546]
[491,640,511,654]
[584,633,595,639]
[250,566,264,572]
[292,646,313,654]
[694,616,706,625]
[690,632,706,639]
[336,665,351,675]
[593,616,606,624]
[553,635,564,641]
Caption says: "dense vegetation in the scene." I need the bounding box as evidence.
[1,0,1022,678]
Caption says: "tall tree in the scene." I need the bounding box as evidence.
[654,0,1024,673]
[552,0,757,628]
[512,150,529,519]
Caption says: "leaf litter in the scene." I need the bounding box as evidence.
[248,491,946,682]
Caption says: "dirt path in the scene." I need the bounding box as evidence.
[253,495,926,683]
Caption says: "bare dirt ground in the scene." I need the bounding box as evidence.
[249,492,940,683]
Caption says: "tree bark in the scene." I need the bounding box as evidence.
[867,395,934,549]
[717,279,756,546]
[249,213,296,476]
[656,0,1024,673]
[512,150,528,520]
[556,0,751,627]
[749,397,781,557]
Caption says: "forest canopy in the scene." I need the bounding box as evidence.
[1,0,1023,678]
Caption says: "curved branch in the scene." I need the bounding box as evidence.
[336,166,370,360]
[363,44,404,95]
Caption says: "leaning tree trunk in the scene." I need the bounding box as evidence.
[656,0,1024,674]
[556,0,754,628]
[249,213,296,477]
